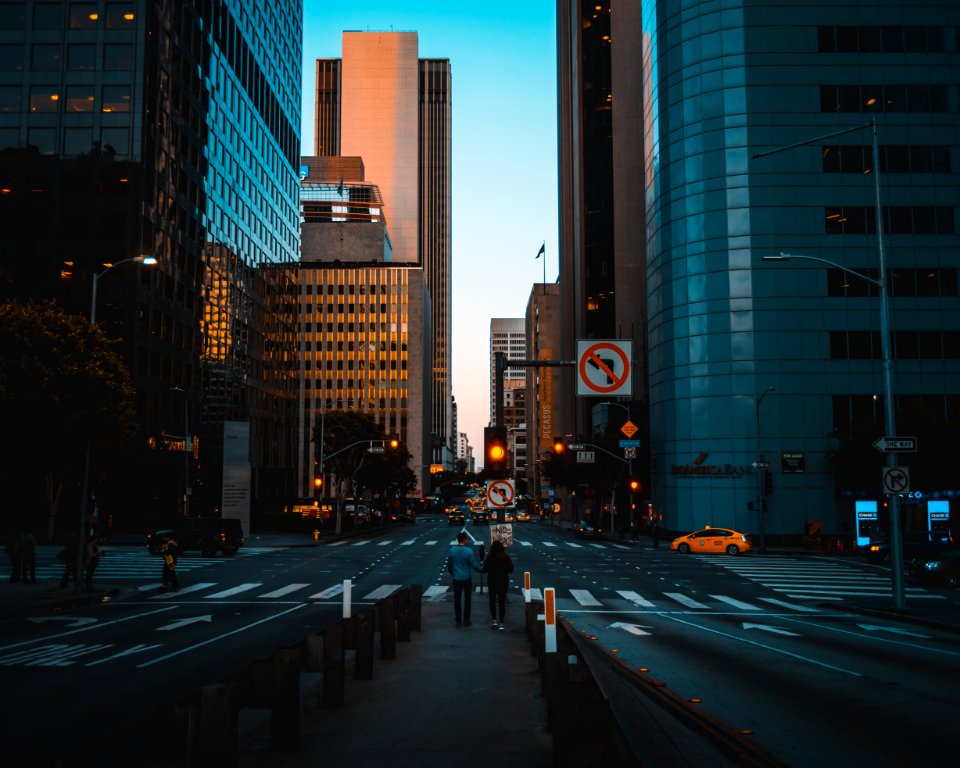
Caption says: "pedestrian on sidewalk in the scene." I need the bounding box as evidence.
[6,532,22,582]
[160,536,180,592]
[59,531,79,588]
[84,534,102,591]
[19,531,37,583]
[447,531,481,627]
[482,539,514,630]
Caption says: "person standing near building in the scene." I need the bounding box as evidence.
[84,534,102,591]
[447,531,481,627]
[160,536,179,592]
[59,531,79,589]
[482,539,514,630]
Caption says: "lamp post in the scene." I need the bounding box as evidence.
[763,251,903,609]
[755,387,776,553]
[170,387,190,516]
[597,401,634,535]
[78,254,157,592]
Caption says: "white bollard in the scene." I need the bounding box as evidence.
[544,587,557,653]
[343,579,352,619]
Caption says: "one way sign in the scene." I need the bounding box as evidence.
[872,436,917,453]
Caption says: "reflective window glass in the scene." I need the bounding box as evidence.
[894,332,919,359]
[100,127,129,156]
[103,43,132,70]
[101,85,130,112]
[65,84,94,112]
[31,44,61,70]
[29,86,60,112]
[64,127,93,156]
[67,44,96,70]
[27,127,57,154]
[105,4,136,29]
[0,127,18,152]
[0,4,26,30]
[0,45,24,71]
[0,86,20,112]
[33,4,61,29]
[68,4,99,29]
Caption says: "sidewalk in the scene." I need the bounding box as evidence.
[237,602,552,768]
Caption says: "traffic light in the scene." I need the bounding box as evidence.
[628,477,641,494]
[388,437,399,449]
[763,470,774,497]
[553,436,565,454]
[484,426,509,475]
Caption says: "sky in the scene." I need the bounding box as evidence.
[301,1,560,459]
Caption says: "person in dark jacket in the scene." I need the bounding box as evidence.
[447,531,482,627]
[482,539,514,630]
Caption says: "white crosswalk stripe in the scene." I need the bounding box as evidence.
[569,589,603,606]
[588,543,606,549]
[543,542,557,548]
[204,583,262,599]
[663,592,710,609]
[616,590,655,607]
[362,584,402,600]
[423,585,449,600]
[710,594,762,611]
[150,582,217,599]
[258,583,310,598]
[566,542,583,549]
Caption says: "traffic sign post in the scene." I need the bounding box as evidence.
[576,340,632,397]
[872,436,917,453]
[881,466,910,495]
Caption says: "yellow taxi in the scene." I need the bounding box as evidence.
[671,525,752,556]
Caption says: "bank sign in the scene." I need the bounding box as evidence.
[670,452,753,479]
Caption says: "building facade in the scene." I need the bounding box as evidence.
[640,1,960,537]
[313,32,454,470]
[298,156,431,497]
[489,317,527,427]
[0,0,302,529]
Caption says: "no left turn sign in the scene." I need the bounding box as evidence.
[881,466,910,495]
[576,339,632,397]
[485,479,516,508]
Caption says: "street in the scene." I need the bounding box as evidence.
[1,516,958,766]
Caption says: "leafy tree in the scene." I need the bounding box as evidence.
[0,300,136,538]
[312,410,413,529]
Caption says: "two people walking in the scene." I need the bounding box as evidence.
[447,532,515,630]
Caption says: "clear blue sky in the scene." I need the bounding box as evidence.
[301,1,559,459]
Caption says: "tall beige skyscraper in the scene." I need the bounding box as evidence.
[315,33,454,467]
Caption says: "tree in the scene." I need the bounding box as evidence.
[0,300,136,539]
[312,410,413,530]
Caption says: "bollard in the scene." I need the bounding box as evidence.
[271,647,301,752]
[314,528,319,541]
[302,632,323,673]
[245,657,273,708]
[321,622,345,708]
[409,583,423,631]
[379,595,397,659]
[396,587,411,641]
[342,578,352,619]
[544,587,557,653]
[169,694,200,766]
[523,571,531,603]
[197,682,238,767]
[354,608,375,680]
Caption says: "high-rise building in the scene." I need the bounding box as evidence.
[557,0,960,537]
[314,32,453,469]
[298,156,431,496]
[0,0,303,530]
[490,317,527,427]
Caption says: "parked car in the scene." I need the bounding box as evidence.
[147,518,244,556]
[574,520,604,539]
[864,531,956,564]
[671,526,751,556]
[908,551,960,588]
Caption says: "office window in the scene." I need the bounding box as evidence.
[103,44,132,70]
[33,4,62,29]
[0,127,18,151]
[101,85,130,112]
[31,44,61,70]
[65,84,94,112]
[64,127,92,156]
[0,4,26,30]
[0,45,24,71]
[29,86,60,112]
[68,4,99,29]
[27,127,57,154]
[105,3,136,29]
[0,86,20,113]
[67,44,95,70]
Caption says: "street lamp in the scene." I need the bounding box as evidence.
[755,387,776,553]
[170,387,190,516]
[763,250,903,608]
[78,254,157,592]
[596,401,634,534]
[754,120,905,610]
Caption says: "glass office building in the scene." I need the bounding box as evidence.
[0,1,302,527]
[641,1,960,537]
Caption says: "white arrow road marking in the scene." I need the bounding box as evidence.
[608,621,652,636]
[857,624,930,638]
[157,615,213,631]
[742,623,802,636]
[85,643,163,667]
[28,616,97,627]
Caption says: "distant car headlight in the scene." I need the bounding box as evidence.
[924,561,942,571]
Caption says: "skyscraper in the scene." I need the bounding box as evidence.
[314,32,454,469]
[557,0,960,537]
[0,1,303,530]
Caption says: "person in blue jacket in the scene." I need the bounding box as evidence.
[448,531,482,627]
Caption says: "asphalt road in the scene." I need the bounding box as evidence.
[2,515,958,767]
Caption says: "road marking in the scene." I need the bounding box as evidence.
[0,607,178,653]
[758,598,820,612]
[664,592,710,609]
[362,584,401,600]
[258,583,310,598]
[529,588,543,601]
[425,540,438,545]
[423,585,449,600]
[0,643,113,667]
[157,615,213,631]
[588,543,606,549]
[310,584,344,599]
[203,583,262,599]
[609,621,652,636]
[518,540,533,547]
[401,540,416,546]
[616,590,655,607]
[85,643,163,667]
[150,582,217,600]
[137,604,307,668]
[351,540,371,546]
[543,542,557,548]
[566,542,584,549]
[742,622,801,636]
[711,595,762,611]
[857,624,930,638]
[28,616,97,627]
[569,589,603,607]
[377,541,392,546]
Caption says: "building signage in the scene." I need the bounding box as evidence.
[781,452,806,474]
[670,452,752,479]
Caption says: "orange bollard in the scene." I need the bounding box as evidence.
[314,529,320,541]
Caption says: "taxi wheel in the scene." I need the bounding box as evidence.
[677,543,691,554]
[725,544,740,556]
